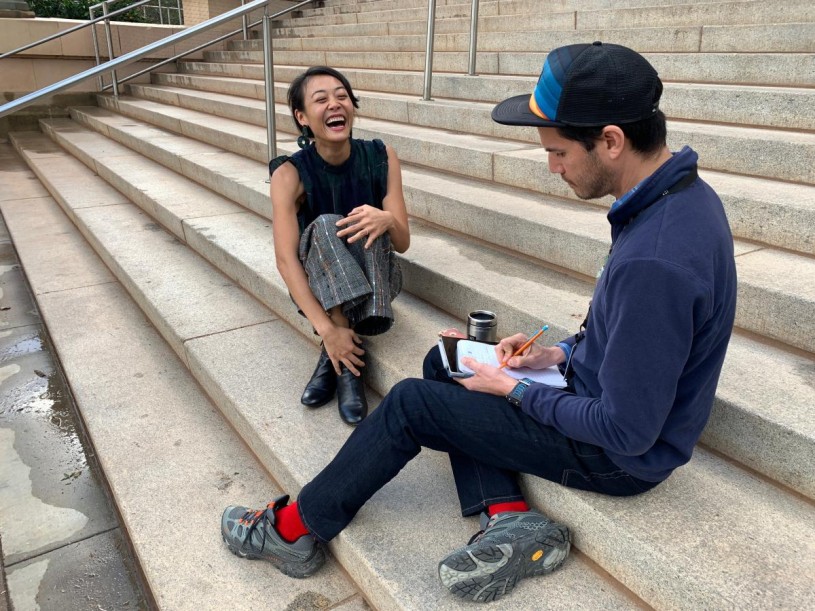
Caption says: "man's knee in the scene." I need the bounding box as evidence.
[380,378,432,419]
[422,345,447,381]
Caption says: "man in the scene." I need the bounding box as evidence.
[221,42,737,603]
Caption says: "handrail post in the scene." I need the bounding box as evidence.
[262,3,277,161]
[90,5,104,91]
[422,0,437,100]
[157,0,164,24]
[467,0,479,76]
[102,1,119,96]
[241,0,249,39]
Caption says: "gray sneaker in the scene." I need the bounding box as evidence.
[221,495,326,579]
[438,510,571,602]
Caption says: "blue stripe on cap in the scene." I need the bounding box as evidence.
[533,54,564,121]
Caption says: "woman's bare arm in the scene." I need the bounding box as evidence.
[270,163,365,374]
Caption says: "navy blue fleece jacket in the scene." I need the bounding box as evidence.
[523,146,737,482]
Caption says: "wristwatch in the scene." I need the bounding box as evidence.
[506,378,534,407]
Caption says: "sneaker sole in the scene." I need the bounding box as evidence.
[438,525,570,603]
[221,531,326,579]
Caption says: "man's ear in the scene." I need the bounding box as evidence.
[600,126,626,160]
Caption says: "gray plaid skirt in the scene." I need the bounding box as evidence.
[298,214,402,336]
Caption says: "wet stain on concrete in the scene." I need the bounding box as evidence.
[7,530,148,611]
[6,557,49,611]
[0,231,147,609]
[0,428,89,557]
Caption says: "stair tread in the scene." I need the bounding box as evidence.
[14,127,815,610]
[67,100,815,357]
[9,132,638,611]
[23,119,815,503]
[0,143,361,611]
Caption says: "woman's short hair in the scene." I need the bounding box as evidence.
[287,66,360,136]
[556,110,667,156]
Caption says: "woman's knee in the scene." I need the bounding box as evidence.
[308,213,343,232]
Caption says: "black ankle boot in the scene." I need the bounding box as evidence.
[337,366,368,426]
[300,348,337,407]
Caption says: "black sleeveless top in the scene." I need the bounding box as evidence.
[269,138,389,234]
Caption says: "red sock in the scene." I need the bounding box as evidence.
[487,501,530,516]
[275,501,310,542]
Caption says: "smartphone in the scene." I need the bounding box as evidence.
[437,335,473,379]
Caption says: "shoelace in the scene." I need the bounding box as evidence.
[239,502,276,553]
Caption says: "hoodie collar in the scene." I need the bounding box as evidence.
[607,146,699,229]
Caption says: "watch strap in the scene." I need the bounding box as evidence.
[506,378,534,407]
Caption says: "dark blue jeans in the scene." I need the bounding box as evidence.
[297,347,660,543]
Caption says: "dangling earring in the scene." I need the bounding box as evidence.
[297,125,311,149]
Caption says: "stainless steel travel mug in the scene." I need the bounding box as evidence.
[467,310,497,343]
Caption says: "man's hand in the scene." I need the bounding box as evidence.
[455,357,518,397]
[496,333,567,370]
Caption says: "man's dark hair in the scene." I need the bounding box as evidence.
[556,110,667,156]
[287,66,360,136]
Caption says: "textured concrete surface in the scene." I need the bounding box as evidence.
[16,115,814,503]
[9,134,640,609]
[6,531,144,611]
[5,1,815,607]
[525,446,815,609]
[109,78,815,258]
[0,183,146,610]
[2,186,362,609]
[69,107,273,219]
[79,205,274,362]
[185,319,643,611]
[704,333,815,499]
[734,248,815,353]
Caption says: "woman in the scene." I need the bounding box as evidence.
[269,66,410,426]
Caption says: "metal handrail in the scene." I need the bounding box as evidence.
[467,0,480,76]
[0,0,313,114]
[0,0,316,158]
[0,0,152,60]
[421,0,436,100]
[423,0,481,100]
[102,7,269,91]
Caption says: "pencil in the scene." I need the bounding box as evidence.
[498,325,549,369]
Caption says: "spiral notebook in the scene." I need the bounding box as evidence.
[456,340,567,388]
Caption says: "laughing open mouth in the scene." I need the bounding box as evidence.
[325,115,347,130]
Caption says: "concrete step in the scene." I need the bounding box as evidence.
[125,81,815,257]
[135,78,815,189]
[78,96,815,354]
[187,47,815,88]
[31,111,815,502]
[215,17,815,56]
[0,144,365,610]
[261,23,815,56]
[309,0,713,16]
[13,124,815,610]
[10,128,643,611]
[159,68,815,133]
[281,0,813,35]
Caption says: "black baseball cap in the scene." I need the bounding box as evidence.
[492,41,662,128]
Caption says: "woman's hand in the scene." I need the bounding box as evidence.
[495,333,567,370]
[336,205,394,249]
[320,324,366,376]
